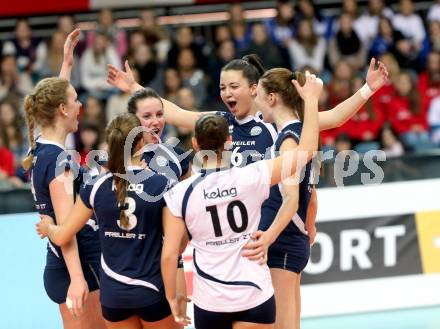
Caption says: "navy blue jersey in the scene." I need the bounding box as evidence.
[141,143,190,183]
[217,111,277,167]
[80,167,171,308]
[30,138,100,269]
[259,120,313,239]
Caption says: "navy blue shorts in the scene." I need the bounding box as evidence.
[267,234,310,273]
[101,297,171,322]
[43,262,100,304]
[194,295,276,329]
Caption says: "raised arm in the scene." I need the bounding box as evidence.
[318,58,389,130]
[59,28,80,81]
[107,61,206,131]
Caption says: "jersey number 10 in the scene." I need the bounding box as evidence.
[206,201,248,237]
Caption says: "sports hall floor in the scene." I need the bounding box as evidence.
[2,213,438,328]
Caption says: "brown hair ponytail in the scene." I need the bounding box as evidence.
[260,68,306,121]
[106,113,143,229]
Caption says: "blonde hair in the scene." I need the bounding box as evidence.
[22,77,70,170]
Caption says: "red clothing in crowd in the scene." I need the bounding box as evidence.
[417,71,440,118]
[342,100,386,141]
[387,95,428,135]
[0,147,15,176]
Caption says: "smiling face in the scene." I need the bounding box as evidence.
[62,84,82,133]
[220,70,256,119]
[134,97,165,144]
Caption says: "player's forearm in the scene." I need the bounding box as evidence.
[59,62,72,81]
[266,196,298,244]
[130,82,144,94]
[176,268,187,297]
[298,98,319,160]
[319,89,367,130]
[60,237,85,280]
[162,253,178,300]
[162,98,202,131]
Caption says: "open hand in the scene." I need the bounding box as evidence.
[292,71,323,103]
[366,58,389,92]
[63,28,80,67]
[107,60,137,93]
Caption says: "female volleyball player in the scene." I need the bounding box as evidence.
[107,55,388,169]
[245,64,387,329]
[36,113,182,329]
[23,29,105,327]
[161,72,322,329]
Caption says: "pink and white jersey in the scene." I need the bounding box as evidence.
[164,161,274,312]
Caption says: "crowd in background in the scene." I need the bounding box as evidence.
[1,0,440,187]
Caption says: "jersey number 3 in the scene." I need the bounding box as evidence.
[206,201,248,237]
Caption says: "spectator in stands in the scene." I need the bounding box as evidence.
[392,0,426,56]
[208,40,236,103]
[287,19,326,73]
[418,52,440,122]
[428,95,440,145]
[126,30,147,63]
[425,21,440,55]
[87,8,127,58]
[428,0,440,22]
[82,95,106,137]
[342,0,359,19]
[0,55,33,106]
[381,126,405,157]
[176,48,206,107]
[175,87,197,150]
[163,68,182,105]
[214,25,232,46]
[37,31,80,87]
[296,0,329,37]
[105,90,130,123]
[264,0,296,68]
[167,26,207,70]
[328,60,354,108]
[139,9,170,63]
[131,43,159,87]
[2,18,44,74]
[0,134,22,188]
[229,3,252,51]
[388,71,432,151]
[80,31,121,100]
[369,16,406,61]
[77,121,101,166]
[329,13,366,71]
[57,15,75,36]
[0,102,28,171]
[243,23,285,70]
[354,0,393,48]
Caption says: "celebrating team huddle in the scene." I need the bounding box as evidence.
[31,29,388,329]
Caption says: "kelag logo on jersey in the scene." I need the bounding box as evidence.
[203,187,237,200]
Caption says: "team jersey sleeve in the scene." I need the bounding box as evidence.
[173,146,191,177]
[79,180,94,209]
[242,160,272,201]
[282,129,300,145]
[163,183,184,218]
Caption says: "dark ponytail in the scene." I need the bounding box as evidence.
[222,53,265,85]
[195,114,229,154]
